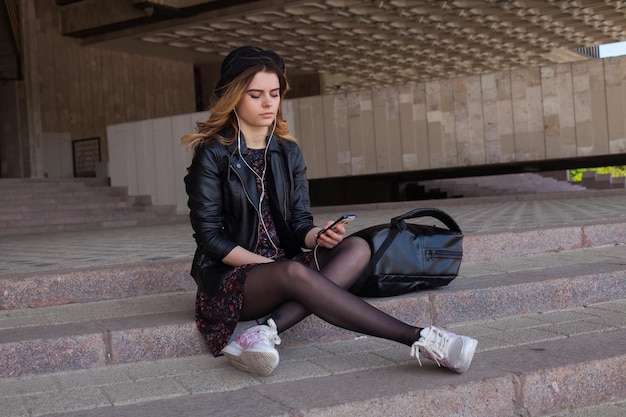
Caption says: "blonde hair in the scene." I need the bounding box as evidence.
[181,65,295,153]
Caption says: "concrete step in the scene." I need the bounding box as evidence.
[2,219,625,310]
[1,244,625,379]
[419,173,588,198]
[0,215,186,237]
[0,179,181,237]
[0,186,130,200]
[0,177,110,190]
[0,208,183,237]
[1,300,624,417]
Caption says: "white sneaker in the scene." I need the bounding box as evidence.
[221,318,281,376]
[411,326,477,373]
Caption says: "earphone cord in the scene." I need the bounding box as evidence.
[313,242,321,271]
[234,111,279,258]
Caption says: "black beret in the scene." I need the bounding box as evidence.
[214,46,285,97]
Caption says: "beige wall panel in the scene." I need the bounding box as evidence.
[618,56,626,153]
[134,122,157,201]
[399,85,418,170]
[108,112,201,213]
[557,64,577,158]
[425,80,445,168]
[572,61,593,156]
[321,95,339,177]
[372,87,402,172]
[172,113,200,214]
[468,75,486,166]
[322,94,350,177]
[42,133,73,178]
[107,123,136,194]
[310,96,327,178]
[527,78,546,160]
[345,92,363,176]
[297,97,325,179]
[541,66,560,159]
[588,60,609,156]
[511,68,533,161]
[482,73,503,164]
[606,57,626,154]
[412,83,430,170]
[358,91,377,174]
[283,99,297,139]
[604,57,626,154]
[283,97,300,169]
[453,78,471,166]
[495,71,515,162]
[439,79,458,168]
[372,88,389,172]
[388,87,403,172]
[152,117,176,206]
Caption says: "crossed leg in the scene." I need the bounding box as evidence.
[238,236,421,346]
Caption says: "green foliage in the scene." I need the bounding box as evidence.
[569,166,626,182]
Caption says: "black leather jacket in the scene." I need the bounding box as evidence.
[184,133,315,292]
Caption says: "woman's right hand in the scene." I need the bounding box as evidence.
[315,221,346,249]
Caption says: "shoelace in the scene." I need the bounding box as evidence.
[265,318,282,346]
[411,329,449,367]
[237,319,281,348]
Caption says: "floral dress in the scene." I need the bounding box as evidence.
[195,148,313,356]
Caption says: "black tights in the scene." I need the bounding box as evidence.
[239,237,421,347]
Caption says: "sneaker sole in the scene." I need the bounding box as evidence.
[222,349,279,377]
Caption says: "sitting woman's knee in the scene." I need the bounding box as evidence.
[346,236,371,265]
[280,260,316,282]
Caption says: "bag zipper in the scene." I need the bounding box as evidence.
[425,249,463,261]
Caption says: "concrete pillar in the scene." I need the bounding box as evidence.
[19,0,44,177]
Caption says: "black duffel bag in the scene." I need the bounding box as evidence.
[349,208,463,297]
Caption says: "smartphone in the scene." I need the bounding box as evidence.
[318,214,356,237]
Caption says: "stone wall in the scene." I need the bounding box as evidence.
[287,57,626,180]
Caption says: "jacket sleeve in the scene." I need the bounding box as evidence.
[184,145,237,261]
[287,143,316,247]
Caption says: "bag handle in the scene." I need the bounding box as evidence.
[390,208,462,233]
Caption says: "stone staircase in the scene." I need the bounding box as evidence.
[580,171,626,190]
[0,178,186,237]
[418,172,587,198]
[1,196,626,416]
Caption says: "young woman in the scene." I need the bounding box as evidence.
[182,46,477,377]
